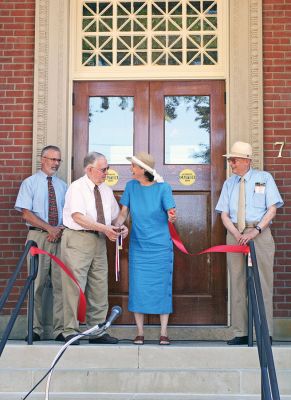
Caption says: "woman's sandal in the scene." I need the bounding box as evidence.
[159,336,170,345]
[133,335,144,345]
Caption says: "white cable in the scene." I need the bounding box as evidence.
[44,324,106,400]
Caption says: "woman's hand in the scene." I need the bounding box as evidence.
[120,224,129,239]
[168,208,176,223]
[114,224,129,239]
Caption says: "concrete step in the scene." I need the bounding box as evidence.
[0,341,290,398]
[2,394,291,400]
[2,395,291,400]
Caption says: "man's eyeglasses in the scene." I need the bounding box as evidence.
[91,166,110,173]
[227,158,240,164]
[42,157,62,163]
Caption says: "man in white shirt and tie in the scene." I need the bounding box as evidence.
[216,141,283,345]
[61,152,127,345]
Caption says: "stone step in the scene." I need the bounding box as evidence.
[0,342,290,398]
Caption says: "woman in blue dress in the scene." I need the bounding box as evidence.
[115,152,176,345]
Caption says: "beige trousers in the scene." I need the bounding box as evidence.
[27,230,64,338]
[227,226,275,336]
[61,229,108,337]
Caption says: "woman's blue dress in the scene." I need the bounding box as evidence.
[120,180,175,314]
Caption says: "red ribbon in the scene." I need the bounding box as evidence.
[168,222,249,255]
[30,247,86,323]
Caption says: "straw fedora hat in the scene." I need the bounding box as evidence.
[223,141,253,159]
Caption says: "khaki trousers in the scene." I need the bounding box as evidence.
[61,229,108,337]
[227,226,275,336]
[27,230,64,338]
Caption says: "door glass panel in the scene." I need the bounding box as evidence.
[89,96,134,163]
[164,95,210,164]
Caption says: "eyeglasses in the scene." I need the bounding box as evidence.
[227,158,240,164]
[91,166,110,173]
[42,157,62,163]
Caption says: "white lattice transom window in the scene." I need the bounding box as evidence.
[74,0,227,79]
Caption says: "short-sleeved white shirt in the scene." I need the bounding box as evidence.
[63,174,120,230]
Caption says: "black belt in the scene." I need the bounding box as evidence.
[29,227,47,232]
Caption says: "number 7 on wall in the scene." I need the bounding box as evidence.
[275,142,285,158]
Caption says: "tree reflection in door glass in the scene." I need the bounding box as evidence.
[164,96,210,164]
[89,96,134,164]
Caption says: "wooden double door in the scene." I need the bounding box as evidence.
[73,80,226,325]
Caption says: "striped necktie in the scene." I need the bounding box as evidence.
[237,176,246,233]
[94,185,105,225]
[47,176,58,226]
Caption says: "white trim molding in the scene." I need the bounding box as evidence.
[229,0,263,169]
[32,0,70,179]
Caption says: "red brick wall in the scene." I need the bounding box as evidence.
[0,0,290,320]
[0,0,35,312]
[263,0,291,318]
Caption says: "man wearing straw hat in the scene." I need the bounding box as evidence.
[215,141,283,345]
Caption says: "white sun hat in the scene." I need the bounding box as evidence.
[126,152,164,183]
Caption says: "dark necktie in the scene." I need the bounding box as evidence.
[94,185,105,225]
[47,176,58,226]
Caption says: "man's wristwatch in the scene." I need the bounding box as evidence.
[255,225,262,234]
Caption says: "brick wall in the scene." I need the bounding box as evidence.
[0,0,290,319]
[0,0,35,312]
[263,0,291,318]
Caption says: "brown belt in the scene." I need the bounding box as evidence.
[64,227,100,235]
[78,230,98,234]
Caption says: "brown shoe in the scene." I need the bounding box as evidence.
[133,335,144,345]
[159,336,170,345]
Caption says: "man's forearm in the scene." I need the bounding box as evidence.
[22,209,51,231]
[72,212,105,233]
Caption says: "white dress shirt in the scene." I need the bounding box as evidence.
[63,174,120,230]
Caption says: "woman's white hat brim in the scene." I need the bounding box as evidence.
[126,156,164,182]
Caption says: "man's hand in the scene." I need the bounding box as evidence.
[104,225,120,242]
[46,226,63,242]
[238,228,260,245]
